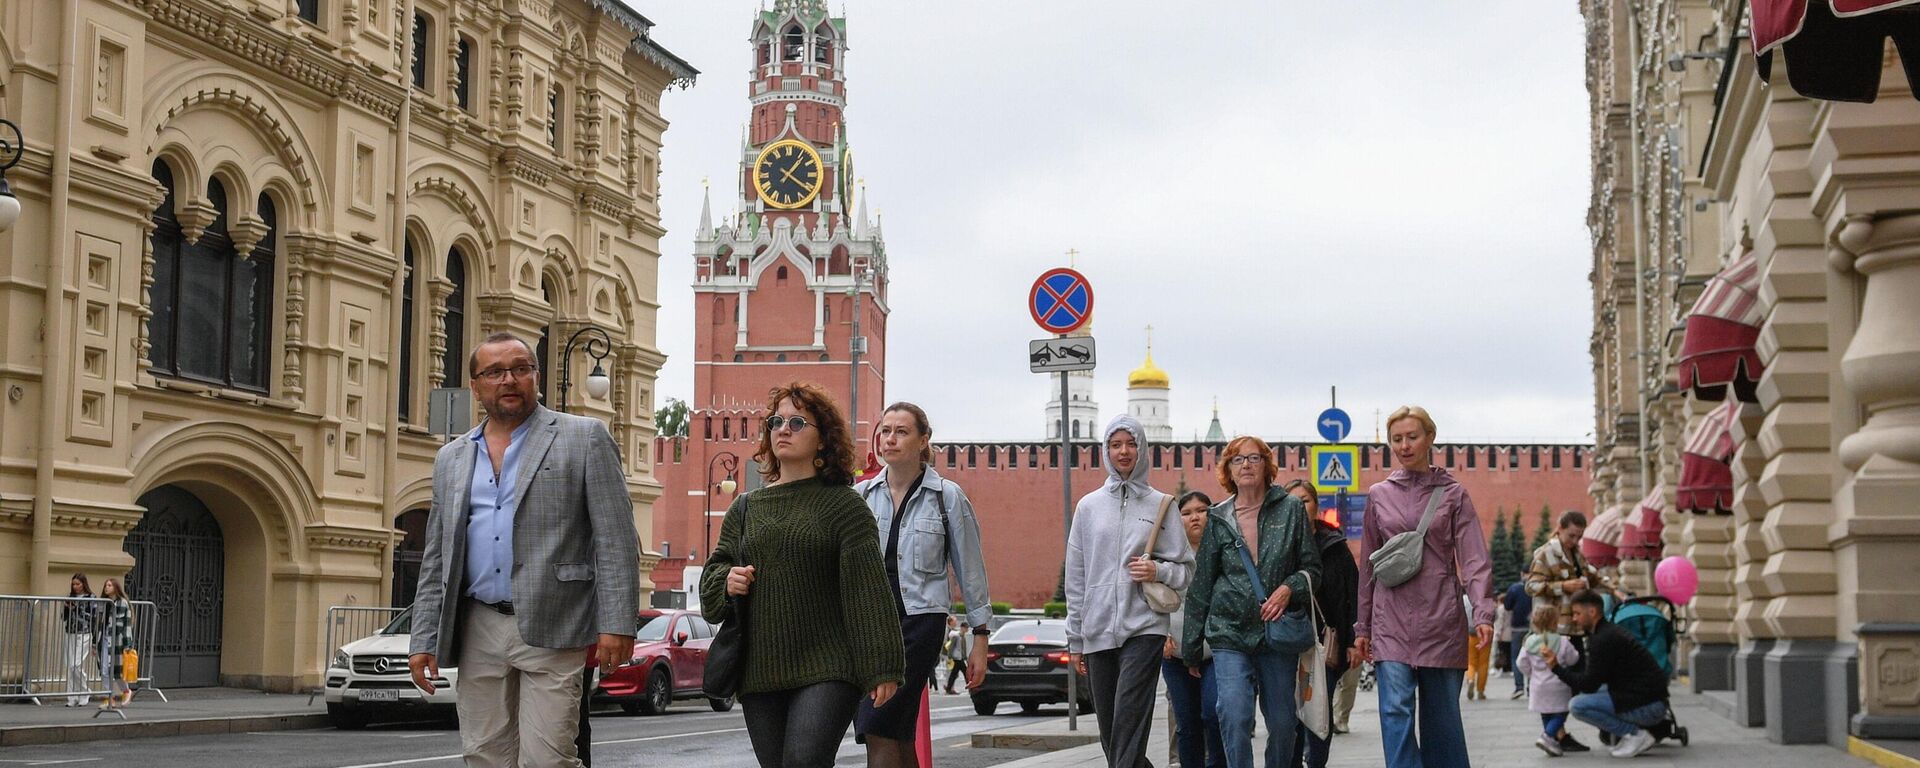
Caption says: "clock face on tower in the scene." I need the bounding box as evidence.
[753,139,824,210]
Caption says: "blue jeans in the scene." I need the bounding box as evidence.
[1374,661,1468,768]
[1510,636,1528,693]
[1162,658,1225,768]
[1541,712,1568,738]
[1212,649,1296,768]
[1570,690,1667,738]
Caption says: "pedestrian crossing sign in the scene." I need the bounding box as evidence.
[1310,445,1360,493]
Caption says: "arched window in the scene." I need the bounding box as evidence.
[818,353,829,362]
[775,353,787,363]
[145,167,275,393]
[548,85,564,152]
[756,40,771,68]
[399,238,417,423]
[410,12,430,90]
[775,265,788,285]
[732,353,743,362]
[813,31,832,64]
[1072,420,1082,439]
[538,279,555,404]
[712,296,725,324]
[783,26,803,61]
[454,36,474,111]
[147,161,182,377]
[441,249,468,386]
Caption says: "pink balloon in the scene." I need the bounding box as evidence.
[1654,556,1699,604]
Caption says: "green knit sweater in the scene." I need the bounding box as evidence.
[699,477,905,695]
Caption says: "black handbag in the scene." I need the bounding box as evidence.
[1235,534,1315,656]
[702,499,749,699]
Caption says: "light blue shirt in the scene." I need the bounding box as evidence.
[465,418,535,604]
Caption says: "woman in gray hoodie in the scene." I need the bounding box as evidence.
[1066,415,1194,767]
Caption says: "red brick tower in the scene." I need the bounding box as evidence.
[661,0,888,576]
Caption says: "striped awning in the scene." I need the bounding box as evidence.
[1676,250,1765,402]
[1752,0,1920,103]
[1582,504,1627,568]
[1620,485,1667,560]
[1677,401,1739,513]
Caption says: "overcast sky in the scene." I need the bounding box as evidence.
[633,1,1595,444]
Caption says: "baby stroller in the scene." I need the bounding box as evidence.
[1597,596,1690,748]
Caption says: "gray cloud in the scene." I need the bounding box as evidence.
[637,0,1594,443]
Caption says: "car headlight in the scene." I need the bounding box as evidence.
[331,649,350,671]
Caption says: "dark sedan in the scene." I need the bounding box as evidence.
[970,619,1093,716]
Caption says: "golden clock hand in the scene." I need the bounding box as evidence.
[780,166,803,186]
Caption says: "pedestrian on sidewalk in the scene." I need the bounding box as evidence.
[1525,511,1624,635]
[701,382,904,768]
[943,617,969,695]
[1493,597,1511,676]
[1181,436,1321,768]
[1330,665,1360,734]
[1463,591,1491,701]
[407,333,641,768]
[1164,490,1225,768]
[62,573,97,707]
[1504,581,1533,699]
[1353,406,1495,768]
[854,402,993,768]
[1066,415,1193,768]
[1540,591,1670,759]
[97,577,132,711]
[1283,481,1357,768]
[1515,604,1589,757]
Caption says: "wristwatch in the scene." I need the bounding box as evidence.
[971,626,991,636]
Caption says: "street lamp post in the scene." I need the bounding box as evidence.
[0,118,25,232]
[703,451,740,561]
[553,325,613,414]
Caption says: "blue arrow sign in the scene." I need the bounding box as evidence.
[1317,408,1351,443]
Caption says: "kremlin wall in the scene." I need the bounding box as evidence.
[650,429,1593,607]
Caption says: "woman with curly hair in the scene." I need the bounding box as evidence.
[700,382,905,768]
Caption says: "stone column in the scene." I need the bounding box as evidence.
[1754,181,1842,745]
[1729,401,1774,726]
[1832,212,1920,740]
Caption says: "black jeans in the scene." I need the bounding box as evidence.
[741,681,862,768]
[1084,634,1162,768]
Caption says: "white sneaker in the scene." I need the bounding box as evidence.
[1536,735,1565,757]
[1609,729,1655,758]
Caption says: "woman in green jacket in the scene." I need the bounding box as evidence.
[700,382,905,768]
[97,577,133,709]
[1181,436,1321,768]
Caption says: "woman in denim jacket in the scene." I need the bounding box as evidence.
[853,402,993,768]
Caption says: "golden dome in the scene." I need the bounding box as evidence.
[1128,350,1170,389]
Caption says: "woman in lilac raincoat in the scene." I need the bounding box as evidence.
[1351,406,1495,768]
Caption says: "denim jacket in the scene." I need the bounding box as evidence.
[855,464,994,629]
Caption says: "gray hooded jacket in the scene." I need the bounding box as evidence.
[1064,415,1194,654]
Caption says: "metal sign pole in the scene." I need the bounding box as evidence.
[1062,367,1078,731]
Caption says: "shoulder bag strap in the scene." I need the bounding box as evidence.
[738,497,750,568]
[1142,494,1174,560]
[1235,537,1267,603]
[1413,486,1447,537]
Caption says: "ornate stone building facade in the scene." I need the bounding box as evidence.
[1583,0,1919,749]
[0,0,692,691]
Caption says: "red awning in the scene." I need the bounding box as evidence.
[1752,0,1920,103]
[1677,401,1740,513]
[1620,486,1668,561]
[1677,249,1765,402]
[1582,504,1626,567]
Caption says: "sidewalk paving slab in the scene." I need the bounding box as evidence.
[0,687,329,746]
[982,680,1877,767]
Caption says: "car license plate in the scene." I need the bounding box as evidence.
[1002,656,1040,669]
[359,689,402,702]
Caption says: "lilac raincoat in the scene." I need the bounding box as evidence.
[1353,468,1494,669]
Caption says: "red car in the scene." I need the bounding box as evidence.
[594,609,734,715]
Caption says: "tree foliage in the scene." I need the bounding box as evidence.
[1532,504,1554,553]
[654,397,690,438]
[1490,507,1518,589]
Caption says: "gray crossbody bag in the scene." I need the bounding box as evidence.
[1367,488,1445,588]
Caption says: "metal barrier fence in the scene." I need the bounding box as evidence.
[0,595,163,704]
[310,605,406,702]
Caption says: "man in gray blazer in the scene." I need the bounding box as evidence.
[409,332,638,768]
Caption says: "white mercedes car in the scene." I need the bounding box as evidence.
[322,607,458,729]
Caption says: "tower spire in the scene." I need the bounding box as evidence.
[696,177,713,240]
